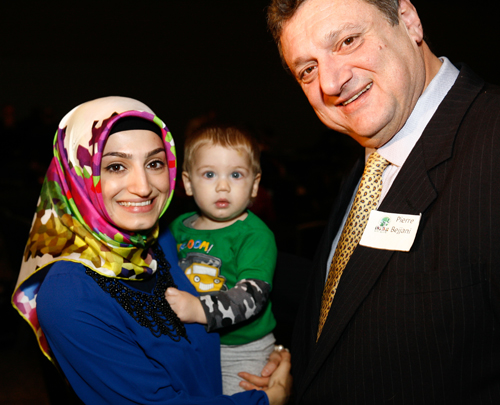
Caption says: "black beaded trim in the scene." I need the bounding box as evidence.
[86,243,189,343]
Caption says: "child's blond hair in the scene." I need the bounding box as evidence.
[183,125,261,175]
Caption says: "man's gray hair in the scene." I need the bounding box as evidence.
[267,0,400,65]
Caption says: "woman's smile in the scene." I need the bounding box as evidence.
[118,199,153,207]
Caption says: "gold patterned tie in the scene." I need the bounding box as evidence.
[317,151,390,340]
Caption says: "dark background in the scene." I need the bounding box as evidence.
[1,1,498,403]
[2,1,498,152]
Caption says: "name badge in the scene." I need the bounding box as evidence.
[359,210,421,252]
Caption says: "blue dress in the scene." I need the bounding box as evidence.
[37,230,269,405]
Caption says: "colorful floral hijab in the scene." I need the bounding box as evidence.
[12,96,176,358]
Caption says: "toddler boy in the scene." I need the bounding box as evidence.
[165,124,277,395]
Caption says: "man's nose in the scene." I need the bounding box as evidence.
[318,57,353,97]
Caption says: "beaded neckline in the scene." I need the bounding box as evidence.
[86,243,189,342]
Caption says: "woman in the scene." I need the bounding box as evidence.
[12,96,291,404]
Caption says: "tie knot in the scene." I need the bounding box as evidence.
[365,151,390,175]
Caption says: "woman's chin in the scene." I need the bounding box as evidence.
[113,216,160,233]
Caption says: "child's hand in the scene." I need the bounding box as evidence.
[165,288,207,324]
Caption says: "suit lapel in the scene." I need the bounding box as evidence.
[295,65,485,402]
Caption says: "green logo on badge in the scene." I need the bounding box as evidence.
[380,217,390,227]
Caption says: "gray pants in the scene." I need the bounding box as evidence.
[220,332,276,395]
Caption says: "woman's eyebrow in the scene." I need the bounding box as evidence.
[102,148,165,159]
[146,148,166,158]
[102,151,132,159]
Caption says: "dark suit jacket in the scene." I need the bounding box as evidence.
[291,65,500,404]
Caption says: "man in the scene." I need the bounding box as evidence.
[267,0,500,403]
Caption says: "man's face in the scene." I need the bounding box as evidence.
[281,0,426,148]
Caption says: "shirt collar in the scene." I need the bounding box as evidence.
[367,57,459,166]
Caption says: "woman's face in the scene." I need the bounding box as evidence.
[100,129,169,232]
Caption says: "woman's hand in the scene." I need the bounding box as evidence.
[165,288,207,324]
[237,350,282,390]
[238,349,292,405]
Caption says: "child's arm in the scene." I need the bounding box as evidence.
[165,279,269,328]
[165,288,207,324]
[199,278,271,331]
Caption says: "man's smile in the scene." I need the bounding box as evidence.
[342,82,373,106]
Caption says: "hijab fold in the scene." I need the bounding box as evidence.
[11,96,176,358]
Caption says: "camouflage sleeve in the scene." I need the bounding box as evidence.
[199,279,271,332]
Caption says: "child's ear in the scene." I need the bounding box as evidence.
[251,173,261,198]
[182,171,194,196]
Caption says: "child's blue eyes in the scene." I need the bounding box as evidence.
[203,172,243,179]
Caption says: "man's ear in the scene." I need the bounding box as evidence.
[251,173,262,198]
[182,171,194,196]
[399,0,424,44]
